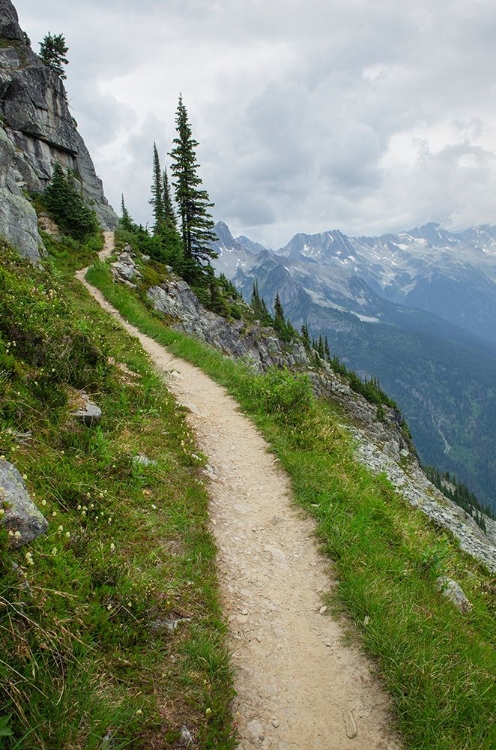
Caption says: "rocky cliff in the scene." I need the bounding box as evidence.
[0,0,117,261]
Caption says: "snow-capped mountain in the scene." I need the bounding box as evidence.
[212,221,496,512]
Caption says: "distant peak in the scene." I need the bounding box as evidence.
[214,221,235,245]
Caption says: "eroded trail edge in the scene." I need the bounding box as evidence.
[78,234,400,749]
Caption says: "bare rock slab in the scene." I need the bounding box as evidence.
[0,459,48,547]
[72,393,102,426]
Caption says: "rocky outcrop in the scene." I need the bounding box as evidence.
[111,247,142,286]
[149,281,310,371]
[0,459,48,547]
[0,0,117,259]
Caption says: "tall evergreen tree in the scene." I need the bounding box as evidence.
[301,324,311,350]
[39,33,69,79]
[169,95,217,271]
[120,194,134,232]
[273,294,292,342]
[324,335,331,361]
[251,279,272,325]
[163,166,177,228]
[150,143,166,234]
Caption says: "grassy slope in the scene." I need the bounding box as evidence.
[87,259,496,750]
[0,238,234,748]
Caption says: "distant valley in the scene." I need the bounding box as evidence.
[213,221,496,512]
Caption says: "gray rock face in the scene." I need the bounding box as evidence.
[0,459,48,547]
[0,1,117,259]
[0,123,43,261]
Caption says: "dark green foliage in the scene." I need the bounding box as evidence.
[424,466,494,529]
[43,163,98,241]
[39,32,69,78]
[163,165,177,228]
[251,280,273,325]
[148,145,183,271]
[273,294,296,343]
[119,194,135,233]
[150,142,166,234]
[169,96,218,274]
[300,324,311,350]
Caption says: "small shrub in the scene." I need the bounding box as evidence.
[245,367,314,424]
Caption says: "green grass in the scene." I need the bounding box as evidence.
[88,259,496,750]
[0,241,235,748]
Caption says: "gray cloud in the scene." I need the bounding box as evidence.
[14,0,496,247]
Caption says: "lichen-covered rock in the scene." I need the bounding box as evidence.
[111,248,142,284]
[0,459,48,547]
[437,577,472,613]
[0,0,117,260]
[72,393,102,426]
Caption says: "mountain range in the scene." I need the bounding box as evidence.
[212,221,496,512]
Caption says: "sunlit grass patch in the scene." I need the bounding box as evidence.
[0,243,234,748]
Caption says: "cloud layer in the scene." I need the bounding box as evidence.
[15,0,496,247]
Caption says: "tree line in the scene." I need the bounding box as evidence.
[121,96,218,289]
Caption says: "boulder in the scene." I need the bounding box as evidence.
[72,393,102,426]
[437,577,472,613]
[0,459,48,547]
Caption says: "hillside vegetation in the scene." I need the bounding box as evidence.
[88,245,496,750]
[0,236,233,748]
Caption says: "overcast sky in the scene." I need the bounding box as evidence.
[14,0,496,248]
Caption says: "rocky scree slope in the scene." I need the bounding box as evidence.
[0,0,117,261]
[111,248,496,573]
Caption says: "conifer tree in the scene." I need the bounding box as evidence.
[150,143,166,234]
[120,194,134,232]
[273,294,293,342]
[169,95,217,272]
[43,163,97,241]
[324,336,331,361]
[317,334,325,359]
[39,33,69,79]
[163,166,177,228]
[301,324,311,350]
[251,280,272,324]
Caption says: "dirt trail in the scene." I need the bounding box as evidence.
[77,233,401,749]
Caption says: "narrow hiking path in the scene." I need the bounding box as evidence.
[77,233,401,750]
